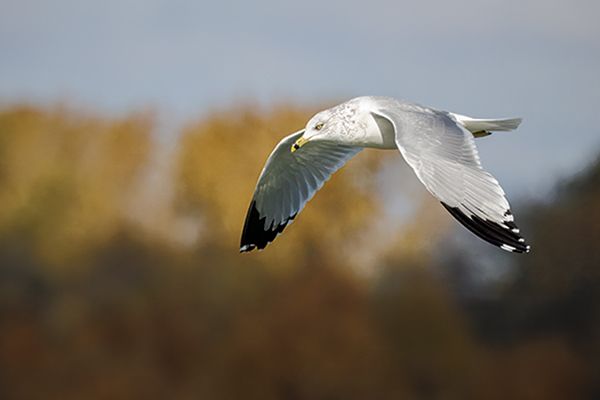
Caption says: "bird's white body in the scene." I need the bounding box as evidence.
[240,96,529,253]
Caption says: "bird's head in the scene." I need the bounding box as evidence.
[291,109,335,152]
[290,104,363,152]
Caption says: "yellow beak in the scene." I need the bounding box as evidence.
[291,136,309,153]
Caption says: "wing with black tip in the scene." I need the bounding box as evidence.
[240,130,362,252]
[372,101,530,253]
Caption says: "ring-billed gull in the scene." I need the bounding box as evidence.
[240,96,530,253]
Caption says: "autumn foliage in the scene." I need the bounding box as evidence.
[0,101,598,399]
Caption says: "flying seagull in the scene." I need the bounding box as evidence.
[240,96,530,254]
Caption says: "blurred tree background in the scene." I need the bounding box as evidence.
[0,100,598,399]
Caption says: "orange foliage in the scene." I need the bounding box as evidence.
[0,101,597,399]
[0,105,152,269]
[176,103,392,270]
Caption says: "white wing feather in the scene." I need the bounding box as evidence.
[372,99,529,252]
[240,130,362,251]
[240,96,529,253]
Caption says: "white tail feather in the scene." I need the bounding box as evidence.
[451,113,522,134]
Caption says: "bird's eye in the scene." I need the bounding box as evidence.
[315,123,323,130]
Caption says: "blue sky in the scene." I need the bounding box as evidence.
[2,0,600,198]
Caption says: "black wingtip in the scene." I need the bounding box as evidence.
[239,200,295,253]
[441,202,530,253]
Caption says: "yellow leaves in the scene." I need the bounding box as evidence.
[0,105,153,269]
[175,103,398,270]
[0,99,597,400]
[0,99,451,270]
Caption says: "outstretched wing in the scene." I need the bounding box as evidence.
[240,130,362,252]
[372,103,530,253]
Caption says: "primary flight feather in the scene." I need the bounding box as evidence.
[240,96,530,254]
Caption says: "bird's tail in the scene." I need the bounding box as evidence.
[451,113,522,138]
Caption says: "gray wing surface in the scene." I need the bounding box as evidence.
[372,101,529,253]
[240,130,362,252]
